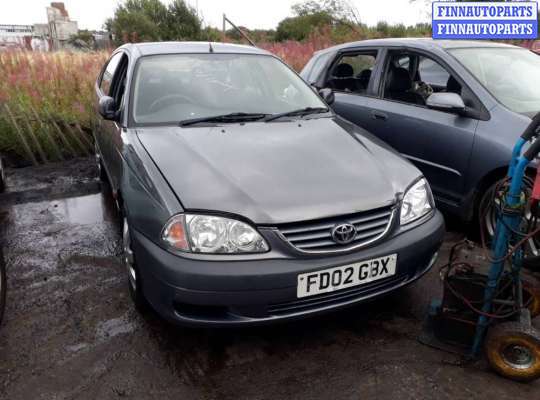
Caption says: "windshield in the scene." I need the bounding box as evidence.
[448,47,540,115]
[131,53,327,125]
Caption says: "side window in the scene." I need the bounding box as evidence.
[300,55,318,81]
[418,56,451,91]
[326,51,377,94]
[306,52,332,83]
[397,55,411,71]
[99,53,123,96]
[383,52,462,107]
[111,59,128,110]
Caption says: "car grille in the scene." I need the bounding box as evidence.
[276,206,395,253]
[267,275,406,316]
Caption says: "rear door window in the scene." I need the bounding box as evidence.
[306,52,332,84]
[326,51,378,94]
[418,57,450,90]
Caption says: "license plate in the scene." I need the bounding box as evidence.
[297,254,397,298]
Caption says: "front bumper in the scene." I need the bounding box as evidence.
[132,211,445,327]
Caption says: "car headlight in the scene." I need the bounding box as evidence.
[161,214,269,254]
[400,178,433,225]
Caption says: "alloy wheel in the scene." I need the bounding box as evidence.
[123,218,136,291]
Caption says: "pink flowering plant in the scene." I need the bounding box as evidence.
[0,51,108,165]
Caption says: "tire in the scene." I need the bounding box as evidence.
[0,248,6,327]
[0,157,6,193]
[122,217,149,313]
[95,144,108,183]
[485,321,540,382]
[479,178,540,254]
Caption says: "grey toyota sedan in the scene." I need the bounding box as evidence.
[94,42,444,326]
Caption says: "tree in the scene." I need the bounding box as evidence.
[276,12,333,41]
[68,30,95,48]
[292,0,360,25]
[108,0,201,44]
[275,0,361,41]
[200,26,222,42]
[164,0,201,40]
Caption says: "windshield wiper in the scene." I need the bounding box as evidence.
[264,107,330,122]
[179,112,268,127]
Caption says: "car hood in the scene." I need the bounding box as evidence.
[136,117,421,224]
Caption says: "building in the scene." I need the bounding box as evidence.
[0,2,78,51]
[46,2,78,49]
[0,24,35,50]
[0,24,33,38]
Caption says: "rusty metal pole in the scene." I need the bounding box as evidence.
[223,15,256,47]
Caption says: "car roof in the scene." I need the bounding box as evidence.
[315,37,521,55]
[118,41,272,58]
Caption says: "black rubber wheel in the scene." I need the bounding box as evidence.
[479,178,540,254]
[0,248,6,327]
[122,217,149,313]
[485,321,540,382]
[0,157,6,193]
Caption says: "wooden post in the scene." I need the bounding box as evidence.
[222,14,227,41]
[3,104,39,166]
[61,121,91,156]
[74,123,94,150]
[42,109,78,158]
[29,104,64,161]
[16,102,48,164]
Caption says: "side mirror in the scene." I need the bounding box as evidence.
[98,96,118,121]
[426,92,466,114]
[319,88,335,105]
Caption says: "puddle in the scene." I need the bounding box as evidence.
[50,193,117,225]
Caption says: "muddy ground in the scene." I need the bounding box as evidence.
[0,158,539,400]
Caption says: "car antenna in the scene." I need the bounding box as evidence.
[209,42,214,53]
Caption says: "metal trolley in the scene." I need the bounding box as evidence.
[423,113,540,382]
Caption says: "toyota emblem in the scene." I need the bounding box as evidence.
[331,223,357,245]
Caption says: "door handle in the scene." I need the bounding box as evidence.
[371,111,388,121]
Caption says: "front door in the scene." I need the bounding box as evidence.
[362,50,479,209]
[96,52,128,191]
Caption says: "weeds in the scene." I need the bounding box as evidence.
[0,51,108,166]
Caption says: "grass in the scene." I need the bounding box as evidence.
[0,51,108,166]
[260,31,334,71]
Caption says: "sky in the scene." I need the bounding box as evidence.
[2,0,432,31]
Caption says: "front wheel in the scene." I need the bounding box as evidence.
[0,157,6,193]
[95,144,108,183]
[0,248,6,327]
[485,321,540,382]
[122,217,149,313]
